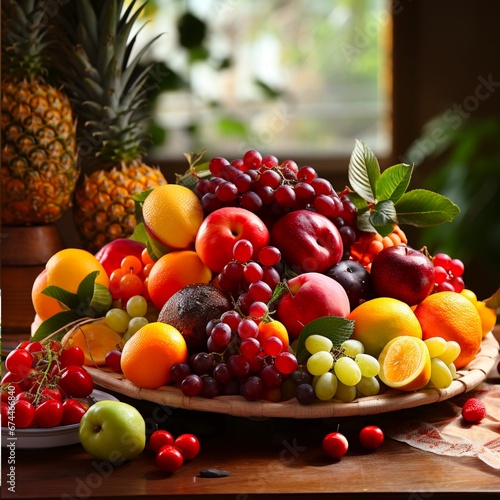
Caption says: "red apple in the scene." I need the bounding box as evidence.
[94,238,146,278]
[276,272,351,340]
[195,207,270,273]
[370,245,435,306]
[271,210,343,274]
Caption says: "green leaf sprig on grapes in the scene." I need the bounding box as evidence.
[347,140,461,237]
[295,316,354,364]
[31,271,112,343]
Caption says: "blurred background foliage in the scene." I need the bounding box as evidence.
[412,116,500,298]
[137,0,389,160]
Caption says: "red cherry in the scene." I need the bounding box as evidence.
[149,430,175,453]
[35,399,63,428]
[322,432,349,459]
[60,399,88,426]
[359,426,385,450]
[13,399,36,428]
[156,445,184,473]
[59,346,85,368]
[58,366,94,398]
[174,434,200,460]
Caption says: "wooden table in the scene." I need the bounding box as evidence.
[2,328,500,499]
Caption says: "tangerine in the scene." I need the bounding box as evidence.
[475,301,497,338]
[257,320,289,351]
[378,336,431,391]
[414,291,482,369]
[120,322,188,389]
[63,320,123,366]
[460,289,497,338]
[32,248,110,321]
[142,184,204,254]
[347,297,422,358]
[147,251,213,310]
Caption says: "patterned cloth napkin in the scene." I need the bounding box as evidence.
[387,374,500,469]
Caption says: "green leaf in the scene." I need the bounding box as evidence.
[355,210,377,233]
[41,286,79,310]
[484,287,500,310]
[295,316,354,364]
[395,189,460,227]
[31,311,82,343]
[133,188,154,225]
[77,271,99,303]
[369,200,398,237]
[130,222,149,247]
[346,191,368,211]
[348,139,380,203]
[376,163,413,203]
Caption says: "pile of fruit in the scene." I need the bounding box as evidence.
[3,142,499,429]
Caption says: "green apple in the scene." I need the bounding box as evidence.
[78,401,146,464]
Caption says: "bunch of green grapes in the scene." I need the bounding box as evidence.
[302,335,381,403]
[105,295,150,344]
[424,337,461,389]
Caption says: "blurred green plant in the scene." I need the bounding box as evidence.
[411,115,500,297]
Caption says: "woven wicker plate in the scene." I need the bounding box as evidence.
[86,332,499,419]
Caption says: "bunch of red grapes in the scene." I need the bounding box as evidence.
[1,341,94,428]
[170,238,303,402]
[432,252,465,293]
[195,150,359,260]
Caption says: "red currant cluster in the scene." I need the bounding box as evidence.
[108,249,154,305]
[1,341,94,428]
[169,238,301,402]
[432,252,465,293]
[149,429,200,473]
[195,149,358,260]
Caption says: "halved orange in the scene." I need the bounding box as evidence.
[63,319,122,366]
[378,336,431,392]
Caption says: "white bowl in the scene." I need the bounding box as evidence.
[1,389,119,449]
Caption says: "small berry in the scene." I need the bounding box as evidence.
[461,397,486,423]
[359,425,384,450]
[322,432,348,459]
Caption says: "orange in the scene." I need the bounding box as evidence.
[142,184,204,254]
[120,322,188,389]
[32,248,110,321]
[147,250,212,310]
[378,336,431,391]
[257,320,289,351]
[472,301,497,339]
[63,319,123,366]
[347,297,422,358]
[461,289,497,338]
[414,291,482,369]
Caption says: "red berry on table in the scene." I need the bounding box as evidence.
[322,432,349,459]
[461,398,487,423]
[359,425,385,449]
[149,430,175,453]
[156,445,184,473]
[174,434,200,460]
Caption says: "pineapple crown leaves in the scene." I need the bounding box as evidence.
[31,270,113,342]
[1,0,57,81]
[52,0,163,169]
[347,140,461,237]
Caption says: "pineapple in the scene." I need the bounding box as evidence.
[54,0,167,253]
[1,0,78,225]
